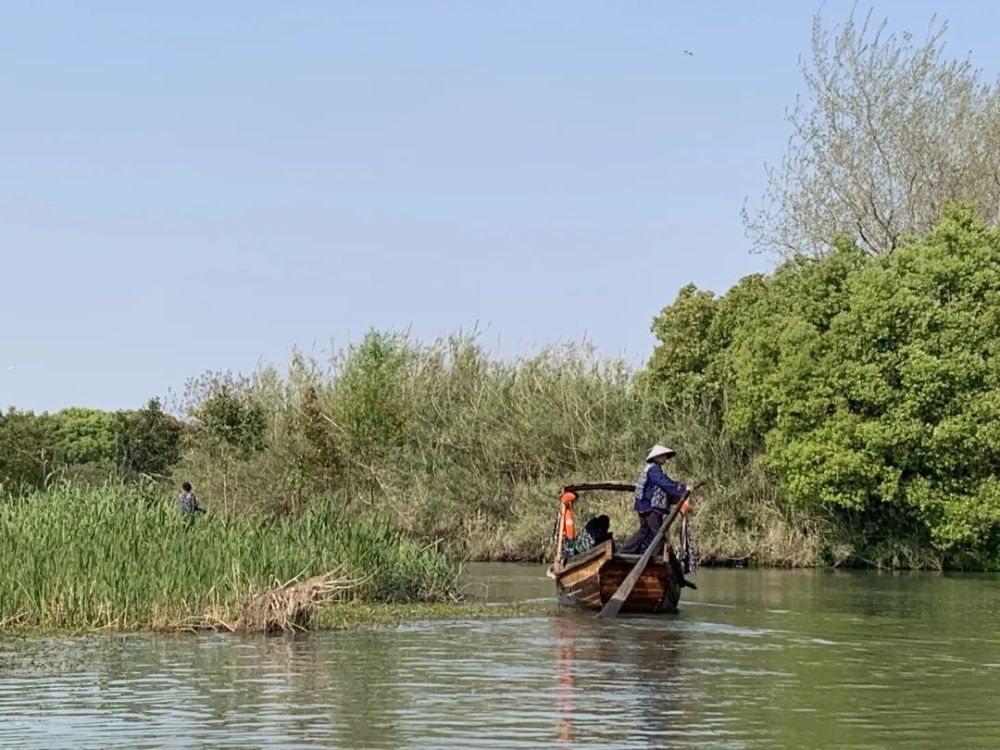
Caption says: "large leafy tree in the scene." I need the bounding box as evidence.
[116,398,183,479]
[764,208,1000,553]
[50,408,119,468]
[649,207,1000,562]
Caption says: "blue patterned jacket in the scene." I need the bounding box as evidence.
[633,463,687,513]
[177,491,201,514]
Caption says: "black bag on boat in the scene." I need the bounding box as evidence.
[563,514,613,558]
[583,515,612,545]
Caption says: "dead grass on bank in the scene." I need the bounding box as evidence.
[169,570,359,634]
[239,571,358,633]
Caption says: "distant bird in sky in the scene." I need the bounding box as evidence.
[683,49,694,56]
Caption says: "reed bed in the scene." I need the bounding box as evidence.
[2,332,827,579]
[172,334,813,566]
[0,483,460,631]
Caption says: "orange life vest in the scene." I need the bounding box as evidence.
[560,491,578,541]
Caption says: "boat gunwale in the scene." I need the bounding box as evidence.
[553,540,614,577]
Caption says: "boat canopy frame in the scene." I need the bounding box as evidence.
[561,482,635,495]
[552,482,637,575]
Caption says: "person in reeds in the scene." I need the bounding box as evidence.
[177,481,205,515]
[620,444,691,554]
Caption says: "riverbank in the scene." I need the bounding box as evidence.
[5,327,975,572]
[0,601,560,637]
[0,481,962,637]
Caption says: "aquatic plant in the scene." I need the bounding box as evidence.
[0,483,460,631]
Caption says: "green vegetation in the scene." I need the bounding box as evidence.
[648,207,1000,568]
[745,10,1000,257]
[175,338,659,561]
[4,13,999,591]
[6,216,1000,574]
[0,398,181,491]
[0,483,459,631]
[312,602,559,631]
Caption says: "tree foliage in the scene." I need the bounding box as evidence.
[50,408,119,468]
[196,382,266,460]
[117,399,183,478]
[744,10,1000,257]
[332,331,413,473]
[0,401,184,492]
[651,207,1000,562]
[0,409,55,491]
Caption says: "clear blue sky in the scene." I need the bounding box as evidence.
[2,1,996,412]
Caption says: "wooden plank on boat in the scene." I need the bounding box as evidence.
[557,540,613,574]
[553,525,684,614]
[563,578,602,600]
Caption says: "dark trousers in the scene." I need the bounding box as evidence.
[621,510,665,555]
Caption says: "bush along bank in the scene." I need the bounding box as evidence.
[646,207,1000,569]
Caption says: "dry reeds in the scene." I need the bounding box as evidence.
[168,333,839,566]
[164,572,357,634]
[236,571,356,633]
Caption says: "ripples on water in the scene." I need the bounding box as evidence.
[1,567,999,749]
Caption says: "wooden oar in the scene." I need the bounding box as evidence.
[596,494,690,620]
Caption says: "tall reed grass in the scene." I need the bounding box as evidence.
[0,483,459,631]
[173,332,814,566]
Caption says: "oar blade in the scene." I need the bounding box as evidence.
[596,590,628,619]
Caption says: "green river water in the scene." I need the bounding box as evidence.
[1,565,998,748]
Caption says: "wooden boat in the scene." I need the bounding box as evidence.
[549,482,686,614]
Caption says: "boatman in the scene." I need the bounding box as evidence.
[621,444,692,554]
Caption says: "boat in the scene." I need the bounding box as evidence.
[549,482,689,614]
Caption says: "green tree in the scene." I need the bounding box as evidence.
[117,398,184,479]
[646,283,721,409]
[194,379,265,513]
[0,409,55,492]
[767,207,1000,556]
[650,206,1000,565]
[330,331,411,492]
[50,408,119,469]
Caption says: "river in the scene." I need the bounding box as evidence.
[1,565,998,748]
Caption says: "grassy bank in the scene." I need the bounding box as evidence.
[7,327,961,571]
[0,484,460,632]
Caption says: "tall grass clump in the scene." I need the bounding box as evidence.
[0,482,459,631]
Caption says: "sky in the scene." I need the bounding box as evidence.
[2,1,998,412]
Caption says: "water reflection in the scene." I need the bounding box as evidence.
[554,616,574,747]
[1,568,999,749]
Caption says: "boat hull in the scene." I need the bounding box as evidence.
[554,540,682,613]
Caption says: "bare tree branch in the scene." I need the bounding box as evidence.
[744,8,1000,258]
